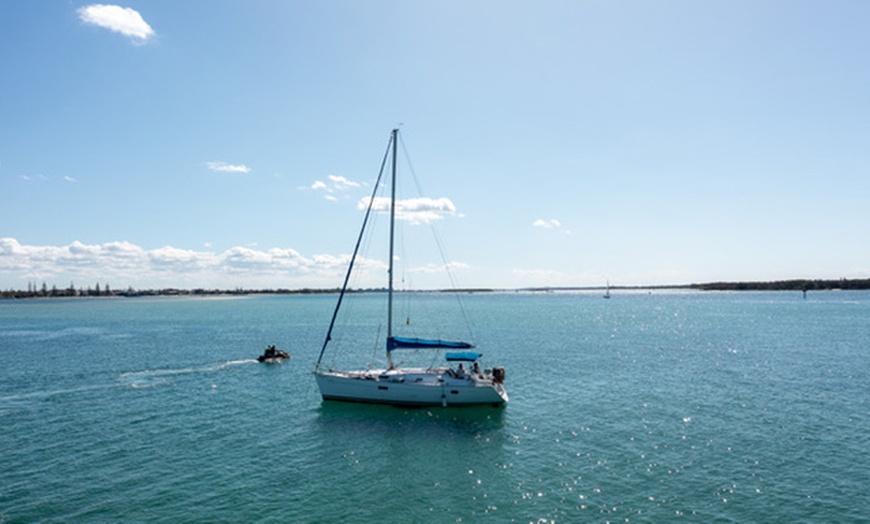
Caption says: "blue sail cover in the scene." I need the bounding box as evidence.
[387,336,475,352]
[445,352,482,362]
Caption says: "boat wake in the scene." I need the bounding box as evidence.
[0,360,261,414]
[119,359,258,388]
[0,384,117,414]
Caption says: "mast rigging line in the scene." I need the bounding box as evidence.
[397,133,476,344]
[316,130,395,367]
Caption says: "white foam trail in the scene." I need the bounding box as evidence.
[222,359,258,366]
[0,384,119,412]
[118,359,259,388]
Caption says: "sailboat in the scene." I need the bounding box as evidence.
[604,280,611,299]
[313,129,509,407]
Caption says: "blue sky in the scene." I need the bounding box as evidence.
[2,1,869,290]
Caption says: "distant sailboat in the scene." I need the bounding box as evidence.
[313,129,509,407]
[604,281,611,299]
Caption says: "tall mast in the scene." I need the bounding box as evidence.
[387,128,398,368]
[316,132,394,367]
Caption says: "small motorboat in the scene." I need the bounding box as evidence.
[258,345,290,363]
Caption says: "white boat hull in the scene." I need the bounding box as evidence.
[314,368,508,407]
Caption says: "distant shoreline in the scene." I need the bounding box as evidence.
[3,278,870,300]
[524,278,870,293]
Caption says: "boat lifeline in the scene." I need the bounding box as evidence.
[313,129,508,407]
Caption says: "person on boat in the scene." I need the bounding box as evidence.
[456,363,467,378]
[472,362,480,377]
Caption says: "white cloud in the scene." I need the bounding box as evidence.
[327,175,361,189]
[360,196,458,224]
[533,218,572,235]
[19,175,50,182]
[206,161,251,174]
[77,4,155,43]
[19,174,79,184]
[310,174,362,200]
[149,246,215,271]
[533,218,561,229]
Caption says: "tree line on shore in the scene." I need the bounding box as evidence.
[0,282,342,300]
[691,278,870,291]
[3,278,870,300]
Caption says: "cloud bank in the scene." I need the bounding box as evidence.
[78,4,155,43]
[0,238,352,290]
[0,238,472,290]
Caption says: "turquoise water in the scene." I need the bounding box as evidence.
[1,291,868,522]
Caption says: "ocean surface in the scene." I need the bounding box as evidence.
[1,291,868,522]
